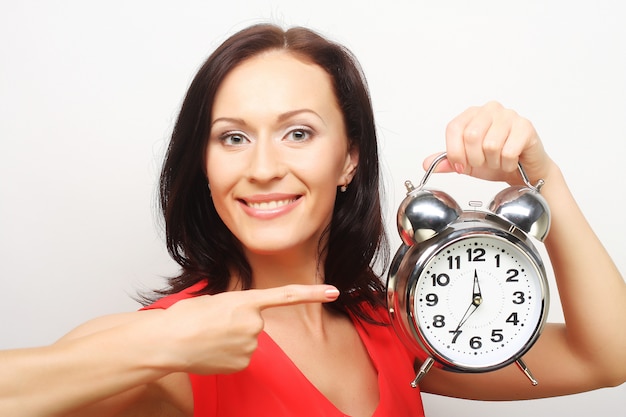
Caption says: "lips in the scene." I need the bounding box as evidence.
[239,194,302,219]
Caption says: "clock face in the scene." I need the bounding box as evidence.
[411,234,547,370]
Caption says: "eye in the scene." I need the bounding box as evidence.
[286,128,312,142]
[221,132,249,146]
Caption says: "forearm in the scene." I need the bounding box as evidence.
[542,163,626,385]
[0,313,171,417]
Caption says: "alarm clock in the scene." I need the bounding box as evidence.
[387,153,551,388]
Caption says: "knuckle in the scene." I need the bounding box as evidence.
[227,356,253,373]
[500,152,520,171]
[281,285,299,303]
[482,140,500,154]
[248,315,265,335]
[463,126,483,144]
[238,356,253,370]
[446,119,463,137]
[516,116,534,132]
[485,100,504,110]
[243,337,259,356]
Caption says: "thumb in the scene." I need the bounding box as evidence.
[246,284,340,311]
[423,152,455,173]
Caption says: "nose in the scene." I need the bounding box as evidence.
[246,136,286,183]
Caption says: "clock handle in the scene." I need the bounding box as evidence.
[515,358,539,386]
[419,152,545,192]
[410,357,435,388]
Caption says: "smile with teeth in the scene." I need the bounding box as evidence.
[245,198,298,210]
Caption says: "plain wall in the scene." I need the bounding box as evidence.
[1,1,624,416]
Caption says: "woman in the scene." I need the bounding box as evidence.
[1,24,624,417]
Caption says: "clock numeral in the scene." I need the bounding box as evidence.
[506,312,520,325]
[466,247,486,262]
[490,329,504,343]
[449,329,462,343]
[432,315,446,328]
[512,291,525,304]
[431,273,450,287]
[447,255,461,269]
[505,269,519,282]
[425,293,438,306]
[494,253,501,268]
[469,336,483,350]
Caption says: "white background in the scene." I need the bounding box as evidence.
[1,1,624,416]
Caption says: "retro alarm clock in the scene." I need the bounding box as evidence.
[387,153,551,388]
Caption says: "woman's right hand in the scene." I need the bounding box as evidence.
[155,284,340,375]
[0,284,338,417]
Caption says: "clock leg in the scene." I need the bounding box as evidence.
[515,358,539,386]
[411,357,435,388]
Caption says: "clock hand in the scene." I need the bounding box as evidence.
[452,302,477,333]
[472,269,482,306]
[452,270,484,334]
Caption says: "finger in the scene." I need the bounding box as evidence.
[460,104,503,169]
[482,109,515,170]
[501,116,536,174]
[247,284,340,311]
[422,152,454,173]
[445,106,480,173]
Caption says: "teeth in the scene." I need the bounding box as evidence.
[247,199,295,210]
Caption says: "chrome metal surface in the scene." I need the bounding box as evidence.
[396,187,462,245]
[489,185,551,241]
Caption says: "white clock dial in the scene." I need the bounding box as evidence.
[411,234,546,370]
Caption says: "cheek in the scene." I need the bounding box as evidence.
[297,156,345,206]
[205,151,235,214]
[299,144,349,182]
[205,146,235,187]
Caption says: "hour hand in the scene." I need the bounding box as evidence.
[472,269,482,306]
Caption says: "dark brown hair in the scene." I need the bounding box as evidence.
[154,24,389,320]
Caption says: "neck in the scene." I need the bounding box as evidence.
[245,248,325,289]
[243,248,334,332]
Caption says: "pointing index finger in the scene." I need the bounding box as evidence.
[248,284,340,311]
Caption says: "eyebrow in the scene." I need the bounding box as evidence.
[211,109,326,127]
[277,109,325,124]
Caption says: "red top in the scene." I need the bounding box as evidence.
[143,283,425,417]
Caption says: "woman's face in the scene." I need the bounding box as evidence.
[206,50,358,257]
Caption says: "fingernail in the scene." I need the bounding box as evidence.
[454,163,465,174]
[324,288,340,299]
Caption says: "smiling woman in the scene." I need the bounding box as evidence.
[206,51,358,261]
[0,22,624,417]
[157,25,387,315]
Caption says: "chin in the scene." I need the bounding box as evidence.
[242,237,320,258]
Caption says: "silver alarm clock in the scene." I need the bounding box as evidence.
[387,153,551,388]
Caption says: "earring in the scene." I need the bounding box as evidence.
[340,184,348,193]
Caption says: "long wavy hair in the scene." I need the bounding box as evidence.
[153,24,389,320]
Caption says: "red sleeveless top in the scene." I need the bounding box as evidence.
[143,283,426,417]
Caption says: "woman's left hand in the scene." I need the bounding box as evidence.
[418,101,626,401]
[423,101,554,185]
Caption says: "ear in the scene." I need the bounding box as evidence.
[340,145,359,186]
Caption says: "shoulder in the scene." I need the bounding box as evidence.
[57,311,149,342]
[58,283,210,342]
[142,281,209,310]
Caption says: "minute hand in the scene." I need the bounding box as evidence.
[452,270,483,333]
